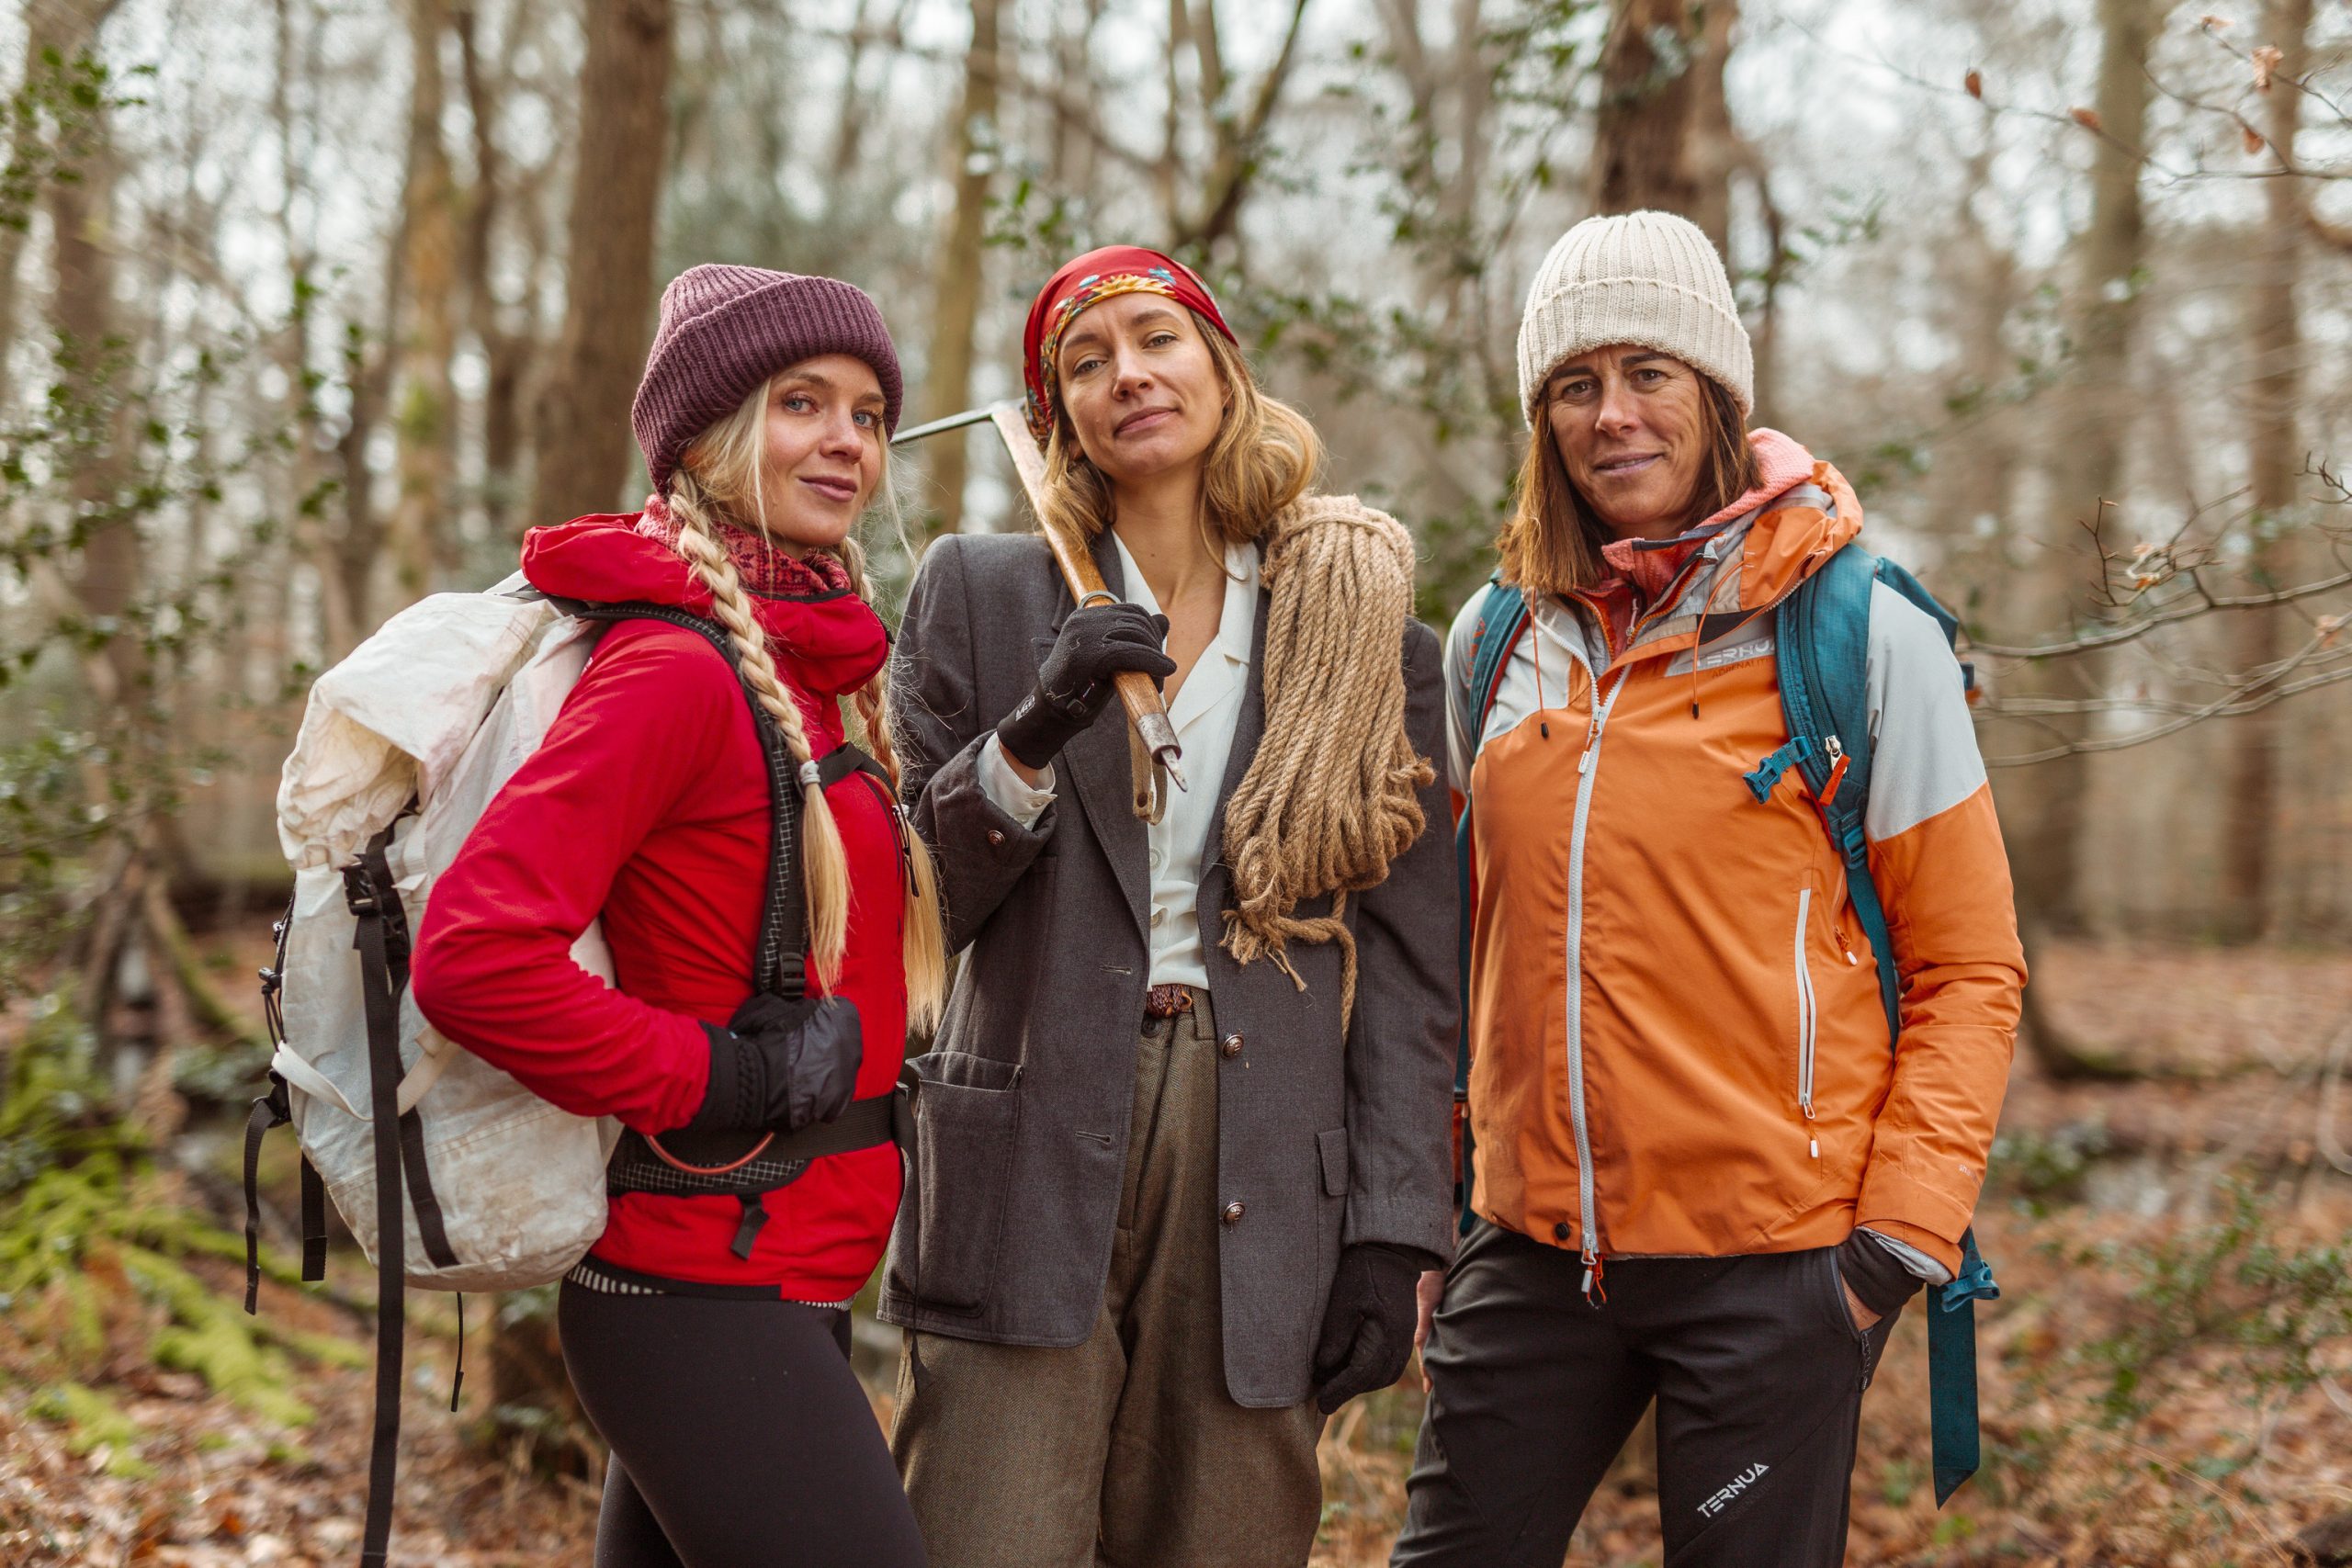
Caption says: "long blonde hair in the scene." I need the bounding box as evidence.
[1028,309,1428,1024]
[666,377,948,1030]
[1036,311,1322,553]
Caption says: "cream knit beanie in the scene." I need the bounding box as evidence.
[1516,209,1753,424]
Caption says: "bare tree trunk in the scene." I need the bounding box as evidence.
[528,0,674,526]
[1590,0,1736,250]
[389,0,460,608]
[37,0,140,711]
[271,0,356,658]
[2218,0,2312,942]
[1050,0,1107,191]
[1170,0,1313,253]
[919,0,1002,538]
[490,0,673,1450]
[455,1,538,539]
[1997,0,2154,937]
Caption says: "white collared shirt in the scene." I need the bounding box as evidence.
[978,534,1259,987]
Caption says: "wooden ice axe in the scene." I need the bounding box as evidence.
[893,401,1186,823]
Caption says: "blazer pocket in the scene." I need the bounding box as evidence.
[1317,1127,1350,1198]
[897,1052,1022,1314]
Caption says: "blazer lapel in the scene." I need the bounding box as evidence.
[1054,528,1150,937]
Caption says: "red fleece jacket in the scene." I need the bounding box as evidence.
[410,513,908,1300]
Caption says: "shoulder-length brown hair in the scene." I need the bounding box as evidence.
[1496,368,1759,598]
[1037,310,1322,549]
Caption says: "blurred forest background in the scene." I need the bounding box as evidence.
[2,0,2350,1562]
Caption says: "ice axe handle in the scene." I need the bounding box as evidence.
[976,404,1188,821]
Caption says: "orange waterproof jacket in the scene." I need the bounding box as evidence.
[1445,431,2025,1278]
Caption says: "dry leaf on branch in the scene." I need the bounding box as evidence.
[2200,13,2232,28]
[2254,44,2283,92]
[2245,124,2267,153]
[1965,69,1984,99]
[2072,107,2104,132]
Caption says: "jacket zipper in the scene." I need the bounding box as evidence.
[1566,671,1629,1296]
[1794,886,1819,1160]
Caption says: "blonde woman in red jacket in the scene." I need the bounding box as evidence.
[414,265,943,1567]
[1394,213,2025,1566]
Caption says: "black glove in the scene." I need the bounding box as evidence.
[1836,1230,1928,1322]
[1312,1242,1438,1414]
[683,992,864,1137]
[995,603,1175,771]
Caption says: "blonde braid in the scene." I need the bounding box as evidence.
[669,475,854,987]
[834,536,950,1032]
[1218,494,1433,1025]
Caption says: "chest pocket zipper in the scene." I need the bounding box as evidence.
[1794,887,1819,1160]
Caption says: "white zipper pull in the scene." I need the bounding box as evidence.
[1578,746,1595,774]
[1809,1136,1820,1159]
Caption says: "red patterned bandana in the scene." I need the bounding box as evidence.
[1021,244,1237,449]
[634,493,852,597]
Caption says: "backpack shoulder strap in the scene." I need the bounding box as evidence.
[1769,546,1998,1506]
[1453,576,1532,1235]
[1772,545,1896,1038]
[1456,575,1532,755]
[560,599,808,1000]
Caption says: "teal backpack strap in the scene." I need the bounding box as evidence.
[1769,543,1998,1506]
[1453,577,1531,1236]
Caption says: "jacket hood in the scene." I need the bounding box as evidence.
[1715,428,1863,613]
[520,512,889,698]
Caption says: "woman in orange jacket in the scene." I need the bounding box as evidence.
[1391,211,2026,1566]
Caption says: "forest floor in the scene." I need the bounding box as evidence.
[4,937,2349,1567]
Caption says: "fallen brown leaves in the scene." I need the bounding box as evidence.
[5,942,2346,1567]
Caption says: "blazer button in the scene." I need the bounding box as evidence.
[986,828,1006,846]
[1220,1032,1243,1058]
[1222,1201,1245,1224]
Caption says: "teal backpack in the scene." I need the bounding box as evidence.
[1451,542,2000,1506]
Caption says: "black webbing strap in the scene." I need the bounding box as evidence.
[300,1156,328,1280]
[782,1090,898,1158]
[558,599,810,1004]
[246,896,309,1313]
[242,1085,284,1315]
[353,831,459,1275]
[605,1090,903,1199]
[345,828,407,1568]
[396,1109,459,1271]
[817,742,888,792]
[731,1193,770,1260]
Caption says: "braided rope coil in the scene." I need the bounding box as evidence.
[1218,493,1432,1025]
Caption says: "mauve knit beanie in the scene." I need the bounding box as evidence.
[630,264,904,491]
[1516,210,1753,424]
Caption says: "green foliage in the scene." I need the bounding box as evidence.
[2061,1180,2352,1430]
[0,310,298,993]
[1988,1121,2113,1210]
[0,995,349,1427]
[0,49,153,235]
[27,1381,153,1479]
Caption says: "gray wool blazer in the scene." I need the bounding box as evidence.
[876,524,1460,1407]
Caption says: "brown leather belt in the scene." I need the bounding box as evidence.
[1144,984,1196,1018]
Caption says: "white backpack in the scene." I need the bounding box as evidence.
[248,573,620,1303]
[247,573,862,1565]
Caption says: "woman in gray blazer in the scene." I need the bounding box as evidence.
[879,244,1460,1568]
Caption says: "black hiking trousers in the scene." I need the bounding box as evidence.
[1391,1217,1901,1568]
[559,1278,926,1568]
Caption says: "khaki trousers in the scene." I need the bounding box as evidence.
[890,991,1325,1568]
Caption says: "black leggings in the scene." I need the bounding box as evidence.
[559,1280,927,1568]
